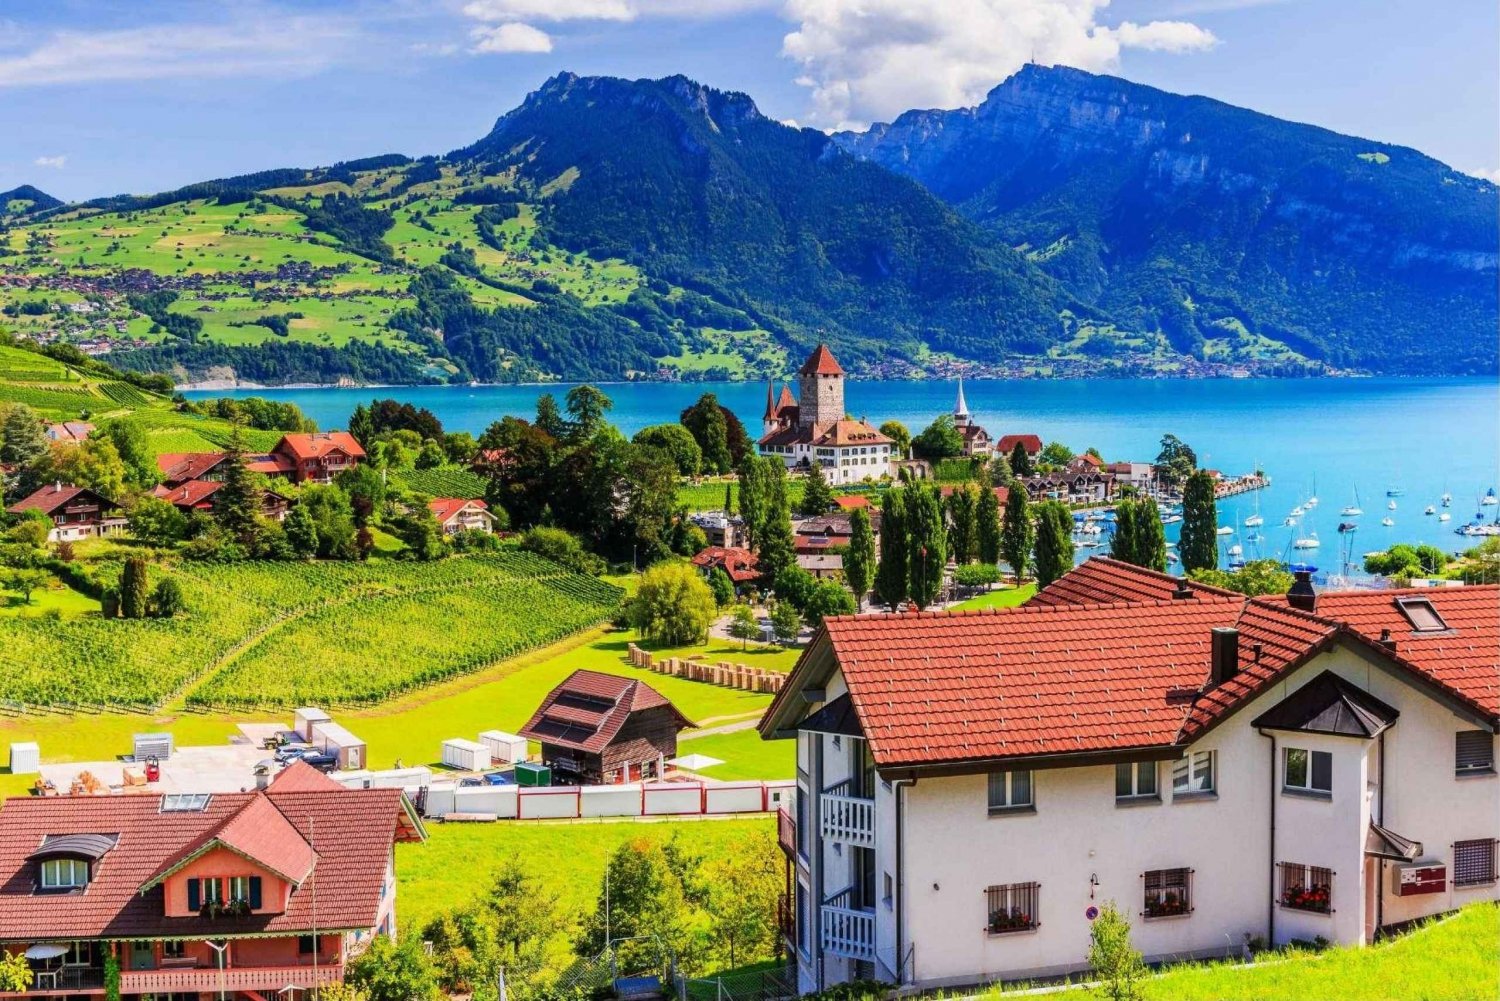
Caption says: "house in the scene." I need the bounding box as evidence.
[952,379,993,458]
[691,546,762,585]
[1023,469,1110,504]
[794,513,877,556]
[273,433,365,484]
[996,434,1043,460]
[1108,462,1156,491]
[6,482,126,541]
[44,422,94,444]
[832,496,871,512]
[759,345,895,486]
[428,497,496,535]
[156,452,234,487]
[689,510,744,549]
[152,480,292,522]
[0,762,426,998]
[797,553,844,579]
[518,670,695,784]
[760,558,1498,993]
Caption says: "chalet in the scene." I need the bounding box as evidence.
[759,346,894,486]
[996,434,1043,460]
[44,422,94,444]
[761,559,1499,993]
[156,452,233,487]
[691,546,762,585]
[951,379,993,458]
[519,670,694,784]
[0,762,426,998]
[6,482,125,542]
[152,480,291,522]
[273,433,365,484]
[794,513,877,556]
[428,497,496,535]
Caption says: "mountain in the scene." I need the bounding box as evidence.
[835,64,1499,374]
[1,185,62,219]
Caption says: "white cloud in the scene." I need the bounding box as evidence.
[471,22,555,53]
[463,0,634,22]
[780,0,1219,130]
[33,154,66,169]
[0,17,354,87]
[1465,167,1500,184]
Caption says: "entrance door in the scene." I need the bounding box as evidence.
[129,940,155,970]
[1363,857,1379,943]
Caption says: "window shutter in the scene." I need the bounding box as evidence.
[1456,731,1494,772]
[187,878,200,912]
[249,876,262,910]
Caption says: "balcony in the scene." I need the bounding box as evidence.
[777,892,796,941]
[121,963,344,994]
[778,806,798,859]
[819,789,875,848]
[820,894,876,961]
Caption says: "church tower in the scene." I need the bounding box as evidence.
[796,344,845,430]
[954,376,971,429]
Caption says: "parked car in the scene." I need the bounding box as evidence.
[274,743,314,764]
[298,751,339,772]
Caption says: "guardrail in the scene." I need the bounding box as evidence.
[423,779,796,821]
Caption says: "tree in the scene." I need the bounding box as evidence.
[906,483,947,609]
[101,420,159,490]
[581,839,693,971]
[1191,559,1293,596]
[633,424,702,476]
[880,420,911,460]
[1033,500,1075,586]
[911,414,964,461]
[1110,497,1140,565]
[946,482,979,564]
[120,557,149,619]
[0,951,32,993]
[756,464,797,581]
[1179,470,1218,574]
[564,384,613,441]
[1040,441,1074,468]
[708,566,735,607]
[46,437,127,501]
[336,464,387,527]
[953,562,1002,588]
[392,503,445,560]
[1088,901,1147,1001]
[283,503,319,557]
[704,830,781,969]
[213,425,264,544]
[723,480,734,514]
[1000,482,1034,582]
[770,599,802,646]
[844,506,875,609]
[1133,497,1168,572]
[628,561,717,645]
[533,393,567,439]
[4,568,47,604]
[728,602,761,649]
[804,578,856,624]
[1155,434,1197,486]
[800,461,834,515]
[517,526,606,575]
[875,488,908,608]
[1008,440,1034,479]
[127,494,187,545]
[977,481,1002,565]
[0,404,47,468]
[680,394,732,474]
[346,935,441,1001]
[736,456,770,550]
[299,484,358,560]
[151,577,185,617]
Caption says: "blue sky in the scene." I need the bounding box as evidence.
[2,0,1495,201]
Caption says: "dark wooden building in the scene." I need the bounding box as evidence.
[518,670,694,784]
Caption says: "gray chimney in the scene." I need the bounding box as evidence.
[1173,580,1194,600]
[1287,567,1317,612]
[1211,627,1240,686]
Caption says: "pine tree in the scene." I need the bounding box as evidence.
[875,488,908,608]
[946,482,979,564]
[1134,497,1169,572]
[1180,470,1219,574]
[1009,441,1034,479]
[800,461,835,515]
[681,394,732,474]
[1033,500,1075,586]
[120,557,149,620]
[757,463,797,581]
[534,394,567,439]
[1110,498,1141,564]
[977,479,1002,566]
[906,483,947,609]
[1000,482,1034,582]
[844,506,876,609]
[212,423,263,544]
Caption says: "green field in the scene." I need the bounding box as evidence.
[949,583,1037,610]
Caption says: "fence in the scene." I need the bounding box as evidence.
[679,963,797,1001]
[627,644,787,694]
[422,779,795,821]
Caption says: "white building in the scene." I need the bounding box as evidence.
[759,345,894,486]
[759,558,1499,993]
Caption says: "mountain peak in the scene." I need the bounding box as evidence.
[0,184,63,214]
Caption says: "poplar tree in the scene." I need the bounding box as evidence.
[1134,497,1169,572]
[946,482,979,564]
[1179,470,1219,574]
[1000,482,1034,582]
[757,463,797,581]
[977,480,1002,566]
[1033,500,1075,587]
[1008,441,1034,479]
[844,506,876,610]
[906,483,947,609]
[874,488,908,608]
[737,457,768,550]
[1110,498,1141,564]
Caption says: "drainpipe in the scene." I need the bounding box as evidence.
[1260,729,1276,946]
[890,778,915,989]
[1376,732,1386,936]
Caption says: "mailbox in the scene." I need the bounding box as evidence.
[1396,863,1446,896]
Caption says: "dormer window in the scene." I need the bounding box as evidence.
[1395,596,1448,632]
[41,858,89,889]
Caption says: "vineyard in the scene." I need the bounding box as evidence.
[0,550,622,712]
[104,408,286,456]
[392,465,489,499]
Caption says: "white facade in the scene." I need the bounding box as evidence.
[761,440,894,486]
[782,644,1499,993]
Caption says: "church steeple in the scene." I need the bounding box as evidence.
[954,376,970,428]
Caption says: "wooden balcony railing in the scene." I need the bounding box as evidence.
[119,962,344,994]
[820,792,875,848]
[777,806,797,859]
[820,904,876,961]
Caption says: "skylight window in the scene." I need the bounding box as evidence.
[1395,597,1448,632]
[160,793,212,812]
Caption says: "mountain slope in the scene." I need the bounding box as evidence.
[835,65,1499,374]
[1,185,62,220]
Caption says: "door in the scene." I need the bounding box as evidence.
[1363,857,1379,943]
[129,940,155,971]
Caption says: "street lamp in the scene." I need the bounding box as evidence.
[203,939,228,1001]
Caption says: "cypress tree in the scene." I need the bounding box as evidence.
[737,456,768,550]
[723,481,734,515]
[946,482,979,564]
[874,488,908,608]
[1180,470,1219,574]
[1110,498,1141,564]
[800,461,835,516]
[757,463,797,581]
[1033,500,1076,586]
[1134,497,1169,572]
[120,557,149,620]
[1008,441,1034,479]
[1000,482,1035,582]
[845,506,876,610]
[977,479,1002,566]
[906,483,947,609]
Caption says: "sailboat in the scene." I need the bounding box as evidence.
[1438,512,1452,522]
[1292,532,1321,550]
[1387,499,1397,511]
[1380,516,1395,527]
[1483,488,1498,507]
[1340,487,1364,517]
[1244,494,1264,527]
[1228,543,1243,558]
[1216,525,1235,536]
[1441,490,1453,507]
[1290,504,1306,517]
[1424,505,1436,516]
[1386,487,1405,497]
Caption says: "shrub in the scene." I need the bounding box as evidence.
[627,561,716,646]
[953,562,1002,587]
[151,577,185,618]
[517,526,606,576]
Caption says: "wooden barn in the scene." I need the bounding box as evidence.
[518,670,694,784]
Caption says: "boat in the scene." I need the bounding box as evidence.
[1438,512,1452,522]
[1484,488,1498,507]
[1290,504,1306,517]
[1245,531,1263,544]
[1387,499,1397,511]
[1227,544,1243,558]
[1386,488,1404,497]
[1283,516,1298,527]
[1424,505,1436,516]
[1380,517,1395,527]
[1077,522,1103,536]
[1216,526,1235,536]
[1245,494,1263,527]
[1167,552,1180,564]
[1458,522,1500,537]
[1306,476,1318,508]
[1340,487,1363,517]
[1160,514,1182,525]
[1441,491,1452,507]
[1337,522,1358,534]
[1292,534,1320,549]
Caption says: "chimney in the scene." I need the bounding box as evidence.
[1173,580,1194,600]
[1287,567,1317,612]
[1379,628,1397,652]
[53,480,62,492]
[1211,627,1240,686]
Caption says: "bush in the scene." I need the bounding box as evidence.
[151,577,186,618]
[627,560,717,646]
[953,563,1002,587]
[517,526,606,576]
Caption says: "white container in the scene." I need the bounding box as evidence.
[8,742,40,775]
[478,730,528,765]
[441,738,489,772]
[311,721,365,771]
[132,733,173,762]
[294,707,332,740]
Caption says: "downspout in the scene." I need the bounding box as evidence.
[891,778,915,989]
[1376,732,1386,935]
[1260,728,1276,946]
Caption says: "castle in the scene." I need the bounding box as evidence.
[758,345,894,486]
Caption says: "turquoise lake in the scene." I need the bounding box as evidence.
[187,378,1500,568]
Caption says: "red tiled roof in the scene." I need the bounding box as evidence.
[518,669,693,754]
[1028,557,1238,607]
[997,434,1043,454]
[428,497,488,525]
[833,495,870,509]
[0,784,420,941]
[276,432,366,461]
[5,482,115,516]
[141,794,316,891]
[267,760,345,793]
[692,546,762,582]
[799,344,844,376]
[153,479,221,509]
[777,386,797,411]
[156,452,230,484]
[245,452,297,475]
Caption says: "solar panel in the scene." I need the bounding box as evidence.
[160,793,212,812]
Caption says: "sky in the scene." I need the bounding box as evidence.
[2,0,1495,201]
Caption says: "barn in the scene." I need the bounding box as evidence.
[518,670,694,784]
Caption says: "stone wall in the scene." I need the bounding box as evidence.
[626,643,786,694]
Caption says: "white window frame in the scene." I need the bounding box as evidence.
[229,875,252,905]
[1172,750,1216,798]
[1283,747,1332,795]
[987,769,1034,814]
[40,858,88,889]
[1115,761,1159,801]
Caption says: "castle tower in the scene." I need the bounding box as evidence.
[954,376,971,429]
[797,344,845,430]
[762,379,779,436]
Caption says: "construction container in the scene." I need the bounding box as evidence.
[310,721,365,770]
[441,738,489,772]
[294,707,332,740]
[514,762,551,787]
[132,733,173,762]
[478,730,528,765]
[7,742,39,775]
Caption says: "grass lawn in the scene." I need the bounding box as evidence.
[949,583,1037,610]
[0,578,100,618]
[681,727,793,781]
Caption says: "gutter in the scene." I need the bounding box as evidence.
[1260,728,1276,946]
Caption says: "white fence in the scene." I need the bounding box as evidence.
[419,779,793,821]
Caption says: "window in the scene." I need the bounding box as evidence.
[229,876,251,904]
[1284,748,1333,795]
[1454,839,1498,887]
[63,941,95,967]
[1456,731,1495,775]
[1172,750,1216,797]
[987,770,1034,813]
[796,883,809,954]
[162,940,187,960]
[883,871,893,906]
[40,858,88,889]
[298,935,318,956]
[1142,868,1193,919]
[1279,863,1333,913]
[985,882,1040,934]
[1116,761,1159,801]
[1395,596,1448,632]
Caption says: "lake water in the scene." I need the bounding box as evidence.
[187,377,1500,568]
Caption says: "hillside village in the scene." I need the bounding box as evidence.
[0,337,1493,1001]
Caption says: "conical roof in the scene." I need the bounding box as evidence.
[954,376,970,418]
[799,344,844,376]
